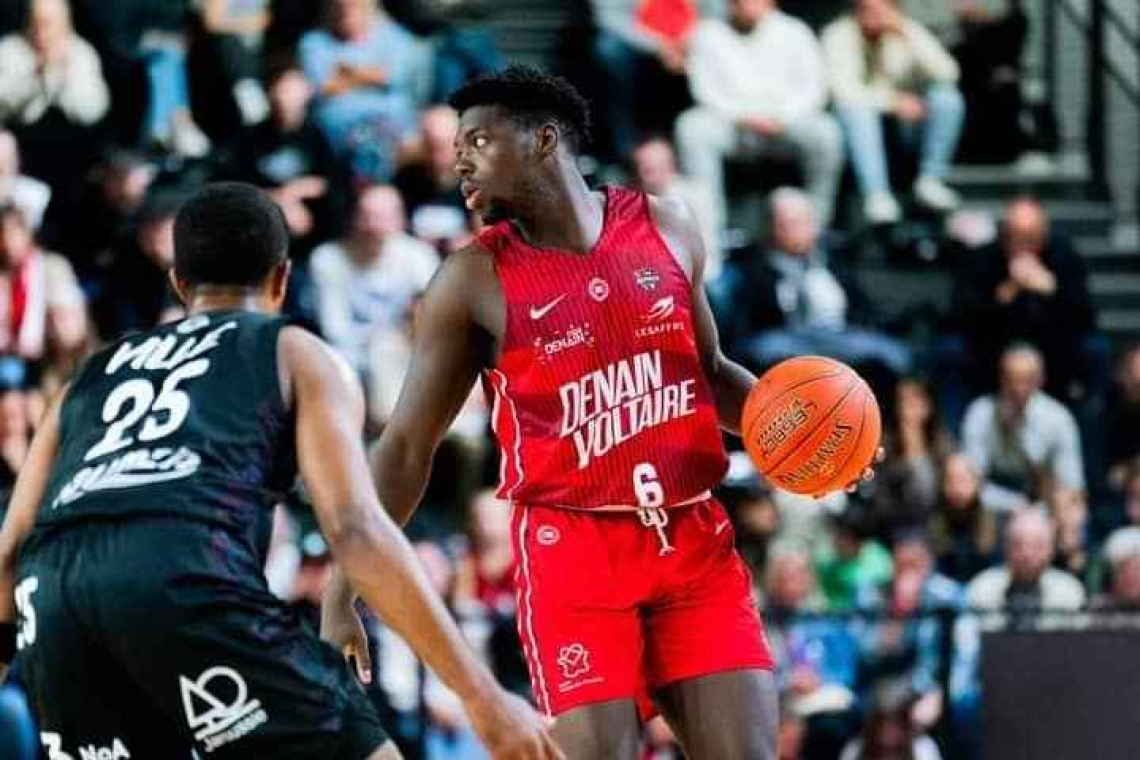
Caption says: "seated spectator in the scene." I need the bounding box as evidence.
[229,58,344,257]
[586,0,699,162]
[902,0,1027,162]
[0,202,86,365]
[392,104,469,247]
[0,0,109,206]
[764,544,861,760]
[1104,345,1140,485]
[382,0,504,103]
[0,130,50,233]
[309,185,439,401]
[872,378,955,536]
[822,0,964,224]
[930,453,1000,584]
[193,0,272,130]
[0,362,31,501]
[53,148,156,288]
[299,0,431,182]
[92,191,184,340]
[454,489,515,617]
[1091,527,1140,618]
[855,533,961,731]
[1045,485,1090,584]
[952,508,1084,755]
[954,197,1096,402]
[677,0,842,228]
[727,188,911,384]
[630,135,720,279]
[960,344,1085,512]
[839,682,944,760]
[720,453,780,577]
[964,507,1085,624]
[815,509,894,611]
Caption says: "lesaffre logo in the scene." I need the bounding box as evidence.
[180,666,268,753]
[636,296,685,338]
[643,296,675,322]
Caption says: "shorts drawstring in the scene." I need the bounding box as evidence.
[638,507,675,556]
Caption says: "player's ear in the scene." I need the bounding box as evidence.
[168,269,191,306]
[536,123,559,159]
[267,259,292,308]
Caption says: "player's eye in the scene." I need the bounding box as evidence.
[473,135,489,149]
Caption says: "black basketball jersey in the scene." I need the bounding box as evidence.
[33,310,297,542]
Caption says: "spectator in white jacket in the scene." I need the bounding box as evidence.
[822,0,964,224]
[675,0,843,230]
[0,0,109,128]
[309,184,439,416]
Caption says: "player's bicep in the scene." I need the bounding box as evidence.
[384,258,485,451]
[285,329,378,539]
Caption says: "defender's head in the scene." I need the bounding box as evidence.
[448,64,591,224]
[172,182,291,310]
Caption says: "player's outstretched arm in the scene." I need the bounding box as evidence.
[285,328,559,760]
[649,195,757,435]
[0,387,65,681]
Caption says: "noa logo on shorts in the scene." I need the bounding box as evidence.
[179,666,269,753]
[536,525,560,546]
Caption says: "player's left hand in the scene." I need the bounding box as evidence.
[320,602,372,685]
[846,446,885,493]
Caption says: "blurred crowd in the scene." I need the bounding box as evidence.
[0,0,1133,759]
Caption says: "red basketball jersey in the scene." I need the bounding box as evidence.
[479,186,728,508]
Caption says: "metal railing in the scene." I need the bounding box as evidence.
[1046,0,1139,208]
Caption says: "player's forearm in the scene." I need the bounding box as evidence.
[710,352,757,436]
[372,428,435,526]
[331,517,497,702]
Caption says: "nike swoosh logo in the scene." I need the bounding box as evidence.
[529,294,567,320]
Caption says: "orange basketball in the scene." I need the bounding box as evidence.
[741,356,881,498]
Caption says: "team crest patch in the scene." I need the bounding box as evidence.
[634,268,660,291]
[588,277,610,302]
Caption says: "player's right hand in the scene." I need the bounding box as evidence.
[466,687,565,760]
[320,601,372,685]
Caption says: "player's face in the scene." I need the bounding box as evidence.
[454,106,532,225]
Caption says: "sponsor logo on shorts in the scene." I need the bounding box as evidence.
[79,739,131,760]
[180,666,268,753]
[556,642,604,693]
[536,526,560,546]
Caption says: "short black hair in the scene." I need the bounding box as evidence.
[448,64,592,153]
[174,182,289,287]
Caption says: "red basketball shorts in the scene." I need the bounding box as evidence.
[510,499,773,717]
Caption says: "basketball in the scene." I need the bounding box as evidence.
[741,356,881,498]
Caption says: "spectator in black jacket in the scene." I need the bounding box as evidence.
[954,196,1096,402]
[726,187,912,387]
[229,57,346,257]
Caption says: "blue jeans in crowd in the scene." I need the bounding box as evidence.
[835,83,965,196]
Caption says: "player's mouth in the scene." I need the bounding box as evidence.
[460,181,483,210]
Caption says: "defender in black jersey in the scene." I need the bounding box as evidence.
[0,183,561,760]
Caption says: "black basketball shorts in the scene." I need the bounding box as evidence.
[15,517,390,759]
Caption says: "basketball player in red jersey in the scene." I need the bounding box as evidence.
[323,65,874,758]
